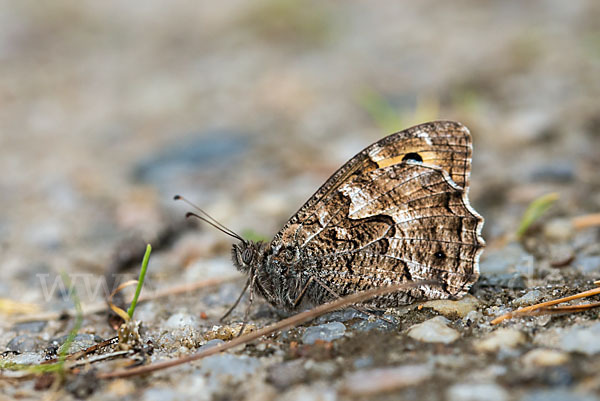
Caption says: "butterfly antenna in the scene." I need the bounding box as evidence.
[174,195,244,241]
[185,212,245,242]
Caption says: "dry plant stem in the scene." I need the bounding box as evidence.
[96,280,435,380]
[68,350,133,369]
[0,341,129,381]
[535,302,600,313]
[491,286,600,324]
[572,213,600,230]
[41,337,119,365]
[10,276,239,323]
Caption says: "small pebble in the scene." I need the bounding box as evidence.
[407,316,460,344]
[575,256,600,274]
[165,312,199,330]
[304,360,338,379]
[351,316,398,331]
[5,352,44,365]
[522,348,569,367]
[6,335,45,353]
[477,273,527,290]
[421,295,480,318]
[512,289,543,307]
[447,382,508,401]
[11,321,47,333]
[316,308,367,323]
[267,359,306,390]
[199,339,225,350]
[204,323,257,341]
[279,384,337,401]
[49,334,103,354]
[340,364,431,395]
[142,388,178,401]
[353,356,373,369]
[158,315,204,350]
[558,322,600,355]
[106,379,136,397]
[475,328,525,353]
[530,162,575,183]
[463,310,483,325]
[479,243,531,275]
[199,354,261,381]
[520,389,599,401]
[302,322,346,344]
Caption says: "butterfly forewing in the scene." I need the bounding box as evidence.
[271,121,484,306]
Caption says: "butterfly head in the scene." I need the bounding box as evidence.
[231,240,264,274]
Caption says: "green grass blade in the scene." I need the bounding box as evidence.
[127,244,151,319]
[516,192,559,239]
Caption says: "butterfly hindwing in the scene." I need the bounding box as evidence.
[271,121,484,305]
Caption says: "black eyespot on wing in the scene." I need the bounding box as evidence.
[434,251,446,259]
[402,152,423,163]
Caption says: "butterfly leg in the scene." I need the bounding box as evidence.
[220,277,251,322]
[292,276,315,308]
[237,274,257,337]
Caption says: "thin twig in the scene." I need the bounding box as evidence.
[572,213,600,230]
[68,350,134,369]
[535,302,600,313]
[97,280,435,379]
[491,285,600,325]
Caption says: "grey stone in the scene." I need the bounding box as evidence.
[520,389,599,401]
[477,273,527,290]
[315,308,367,323]
[267,359,307,390]
[559,322,600,355]
[513,289,543,307]
[407,316,460,344]
[142,388,179,401]
[341,364,431,395]
[199,339,225,351]
[575,256,600,274]
[447,382,508,401]
[6,352,44,365]
[49,334,103,354]
[302,322,346,344]
[530,162,575,183]
[543,218,574,241]
[165,312,200,330]
[279,385,337,401]
[11,321,47,333]
[198,354,260,381]
[353,356,373,369]
[6,335,45,352]
[351,316,398,332]
[475,328,525,353]
[479,243,532,275]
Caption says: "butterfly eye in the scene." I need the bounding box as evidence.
[242,248,253,264]
[284,248,295,263]
[402,152,423,163]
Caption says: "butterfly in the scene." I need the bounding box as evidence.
[179,121,484,313]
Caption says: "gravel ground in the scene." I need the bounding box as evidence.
[1,1,600,400]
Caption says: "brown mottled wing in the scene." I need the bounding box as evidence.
[272,120,484,304]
